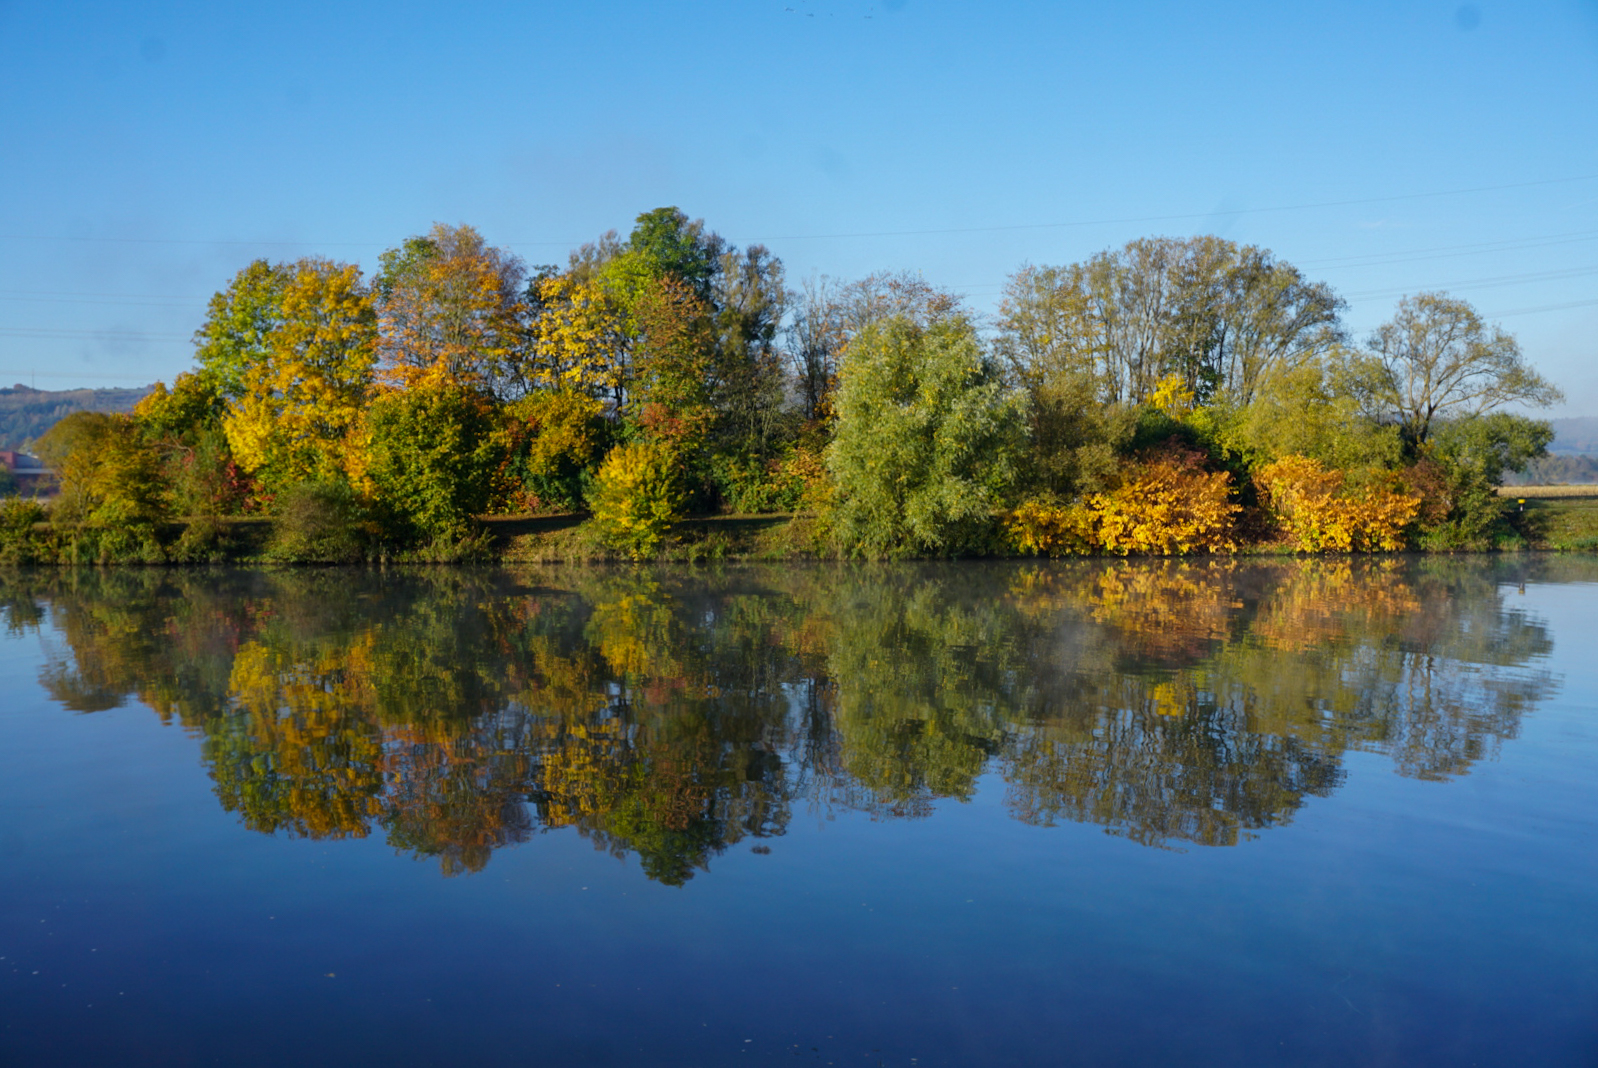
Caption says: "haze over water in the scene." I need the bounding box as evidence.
[2,559,1595,1066]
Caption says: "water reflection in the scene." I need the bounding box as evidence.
[2,559,1570,882]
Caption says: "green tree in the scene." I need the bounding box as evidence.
[1360,292,1562,447]
[1413,412,1555,549]
[1209,350,1403,473]
[366,383,503,542]
[828,316,1026,557]
[192,259,292,401]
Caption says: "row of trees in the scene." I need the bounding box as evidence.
[18,209,1565,559]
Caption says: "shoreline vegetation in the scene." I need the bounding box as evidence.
[4,206,1592,567]
[4,497,1596,566]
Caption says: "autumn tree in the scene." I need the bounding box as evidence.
[499,390,609,512]
[35,411,164,525]
[221,258,378,494]
[375,224,530,398]
[134,372,253,516]
[527,273,627,400]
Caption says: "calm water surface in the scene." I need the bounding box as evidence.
[1,559,1595,1066]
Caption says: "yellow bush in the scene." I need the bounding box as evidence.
[1256,455,1421,552]
[1007,456,1238,556]
[1087,457,1238,555]
[1004,498,1093,556]
[586,439,686,559]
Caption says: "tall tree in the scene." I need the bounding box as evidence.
[375,224,530,398]
[997,237,1343,407]
[222,259,378,492]
[709,244,788,454]
[1359,292,1562,446]
[785,275,846,423]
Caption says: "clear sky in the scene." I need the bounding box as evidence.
[2,0,1596,412]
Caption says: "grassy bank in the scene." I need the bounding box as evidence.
[1521,496,1598,551]
[3,498,1597,565]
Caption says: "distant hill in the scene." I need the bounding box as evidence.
[1504,453,1598,486]
[0,383,155,450]
[1549,417,1598,455]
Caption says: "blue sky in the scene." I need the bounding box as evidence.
[2,0,1596,412]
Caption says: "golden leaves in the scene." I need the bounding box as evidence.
[528,274,625,395]
[220,260,377,490]
[1257,455,1421,552]
[1006,455,1238,557]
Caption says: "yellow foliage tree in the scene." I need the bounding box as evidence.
[221,259,377,492]
[528,273,627,399]
[1256,455,1421,552]
[1150,373,1196,418]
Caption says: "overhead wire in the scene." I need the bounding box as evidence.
[2,172,1596,248]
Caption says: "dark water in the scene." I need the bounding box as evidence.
[1,559,1595,1067]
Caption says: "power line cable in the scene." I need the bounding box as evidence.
[735,173,1598,242]
[0,328,191,341]
[1342,264,1598,301]
[3,173,1596,248]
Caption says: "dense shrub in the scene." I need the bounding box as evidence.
[586,439,686,558]
[499,390,608,512]
[709,446,812,514]
[828,316,1025,558]
[1256,456,1421,552]
[0,498,47,565]
[1007,452,1238,556]
[1088,455,1238,555]
[1410,414,1553,550]
[365,384,502,542]
[35,411,165,526]
[267,480,371,562]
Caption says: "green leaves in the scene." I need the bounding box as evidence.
[828,316,1027,558]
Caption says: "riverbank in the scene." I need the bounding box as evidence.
[4,495,1597,565]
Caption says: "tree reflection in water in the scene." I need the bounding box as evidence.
[2,558,1565,882]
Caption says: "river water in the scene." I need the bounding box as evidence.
[1,559,1595,1066]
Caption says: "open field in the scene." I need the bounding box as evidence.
[1496,485,1598,499]
[1524,496,1598,550]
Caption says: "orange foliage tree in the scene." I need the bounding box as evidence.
[375,224,529,396]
